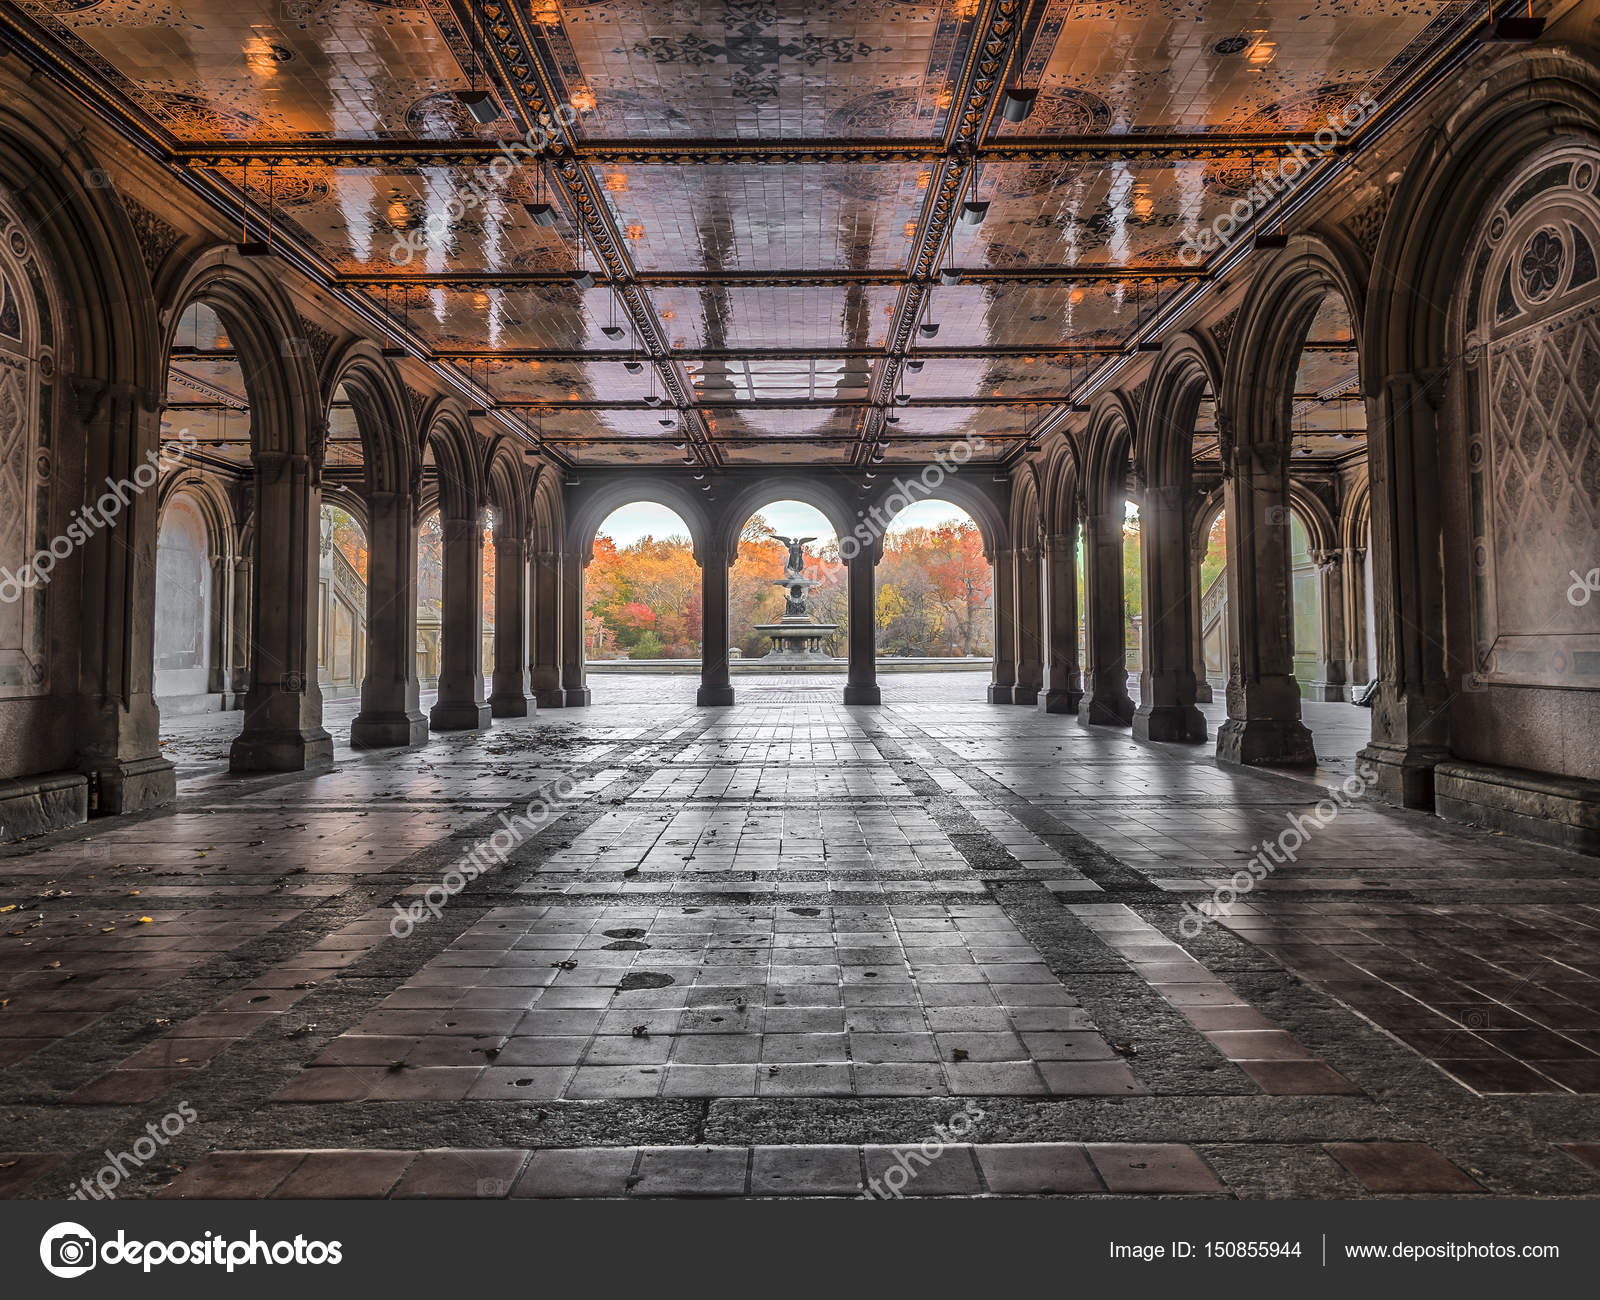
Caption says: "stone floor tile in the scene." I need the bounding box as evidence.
[1085,1144,1225,1194]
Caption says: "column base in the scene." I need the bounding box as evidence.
[0,771,88,841]
[1358,740,1447,810]
[697,684,735,706]
[987,684,1014,704]
[1194,681,1214,704]
[92,754,178,813]
[843,684,881,705]
[230,728,334,774]
[1434,759,1600,856]
[489,694,531,718]
[350,711,429,748]
[1216,717,1316,768]
[1079,694,1134,727]
[429,701,491,731]
[1132,703,1208,743]
[1011,684,1041,706]
[1040,688,1083,715]
[564,688,592,707]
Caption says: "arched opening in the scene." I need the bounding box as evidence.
[481,506,497,677]
[1122,499,1141,678]
[583,500,701,698]
[732,500,845,667]
[875,499,994,694]
[1198,507,1228,696]
[318,501,368,699]
[416,508,443,688]
[153,493,215,708]
[1288,511,1323,689]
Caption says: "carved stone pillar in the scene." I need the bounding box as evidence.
[1040,531,1083,714]
[231,449,334,771]
[1012,543,1043,706]
[1134,483,1206,741]
[228,551,252,705]
[429,511,491,730]
[351,487,427,747]
[72,380,177,810]
[988,547,1016,704]
[1216,441,1315,766]
[1342,545,1370,687]
[531,550,563,708]
[560,549,590,706]
[1306,547,1348,701]
[489,533,531,716]
[698,540,735,706]
[1358,371,1451,806]
[843,551,880,705]
[1078,511,1134,726]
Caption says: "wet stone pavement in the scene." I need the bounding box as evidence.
[2,674,1599,1199]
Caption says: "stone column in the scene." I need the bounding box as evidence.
[1012,543,1044,706]
[1306,548,1348,701]
[1133,483,1206,741]
[843,551,880,705]
[560,549,590,706]
[531,549,564,708]
[72,380,176,811]
[231,450,334,771]
[1040,531,1083,714]
[351,488,427,747]
[429,511,491,730]
[1358,372,1450,805]
[227,552,251,708]
[1342,545,1370,688]
[206,551,230,698]
[988,547,1016,704]
[489,533,531,716]
[1078,510,1134,725]
[697,541,735,706]
[1216,441,1315,766]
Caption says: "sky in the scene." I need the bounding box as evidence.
[596,497,976,548]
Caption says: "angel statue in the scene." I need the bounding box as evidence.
[772,534,816,577]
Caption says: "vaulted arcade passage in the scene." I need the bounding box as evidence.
[0,0,1596,1214]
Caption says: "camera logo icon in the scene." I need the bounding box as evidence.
[40,1222,97,1278]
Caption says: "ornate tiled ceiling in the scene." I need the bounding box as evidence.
[7,0,1480,467]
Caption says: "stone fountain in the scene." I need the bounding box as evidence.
[753,534,839,664]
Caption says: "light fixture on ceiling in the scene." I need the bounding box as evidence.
[1480,1,1545,41]
[379,284,408,358]
[1135,280,1165,352]
[456,4,502,122]
[644,393,665,408]
[940,268,962,287]
[601,281,625,339]
[959,199,989,226]
[919,321,940,338]
[1000,87,1038,123]
[527,160,558,226]
[235,160,273,257]
[893,391,911,406]
[571,270,595,291]
[623,359,643,373]
[661,418,677,428]
[906,360,924,372]
[1253,225,1288,251]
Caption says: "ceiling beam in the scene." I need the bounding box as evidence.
[165,132,1325,169]
[340,267,1206,289]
